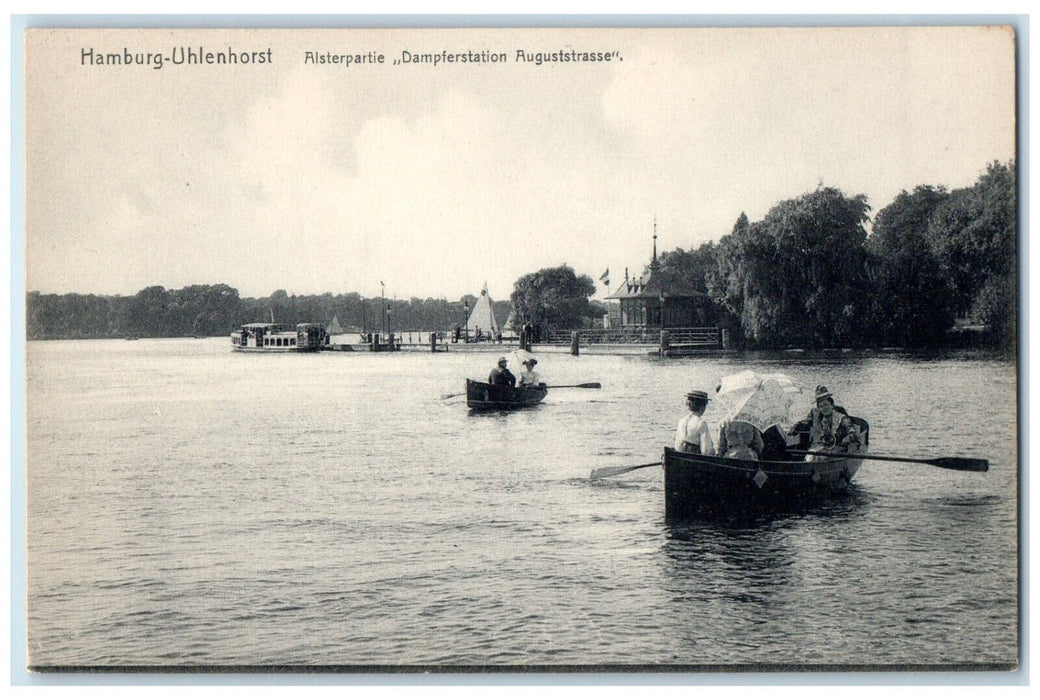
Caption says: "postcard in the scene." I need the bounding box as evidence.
[21,24,1019,675]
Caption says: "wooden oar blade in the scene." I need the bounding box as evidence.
[589,462,660,480]
[932,457,989,472]
[547,382,602,389]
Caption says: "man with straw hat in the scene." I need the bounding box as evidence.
[675,389,715,455]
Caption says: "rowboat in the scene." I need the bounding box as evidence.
[662,425,867,519]
[466,379,548,410]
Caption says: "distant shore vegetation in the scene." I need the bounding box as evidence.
[27,160,1014,351]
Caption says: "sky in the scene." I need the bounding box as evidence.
[23,24,1016,302]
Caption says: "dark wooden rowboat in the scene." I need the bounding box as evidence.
[466,378,548,410]
[663,418,869,519]
[663,447,866,519]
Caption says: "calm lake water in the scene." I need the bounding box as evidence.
[24,338,1019,670]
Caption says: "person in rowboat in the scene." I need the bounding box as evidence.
[787,385,861,453]
[518,358,543,387]
[675,389,716,455]
[489,356,516,387]
[718,420,764,460]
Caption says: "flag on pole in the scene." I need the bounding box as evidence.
[600,268,610,286]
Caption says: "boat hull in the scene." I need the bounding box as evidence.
[662,446,863,519]
[231,345,320,353]
[466,379,547,410]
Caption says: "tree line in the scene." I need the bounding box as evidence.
[647,160,1016,350]
[26,160,1014,350]
[26,285,508,340]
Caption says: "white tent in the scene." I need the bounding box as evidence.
[466,284,500,336]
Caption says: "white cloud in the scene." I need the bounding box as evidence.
[25,26,1016,300]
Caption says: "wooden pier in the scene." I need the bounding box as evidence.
[323,327,729,356]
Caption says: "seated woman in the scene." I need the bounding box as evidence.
[718,420,764,460]
[518,358,543,387]
[787,385,862,459]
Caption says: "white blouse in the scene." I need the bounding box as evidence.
[675,413,715,455]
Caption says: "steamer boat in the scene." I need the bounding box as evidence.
[231,323,328,352]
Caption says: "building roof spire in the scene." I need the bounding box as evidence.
[650,216,659,272]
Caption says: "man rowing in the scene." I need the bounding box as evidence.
[489,356,516,387]
[787,385,861,453]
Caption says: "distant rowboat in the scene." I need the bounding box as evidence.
[465,379,547,410]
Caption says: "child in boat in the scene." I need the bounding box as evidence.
[675,390,715,455]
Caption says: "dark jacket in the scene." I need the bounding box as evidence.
[489,366,516,387]
[790,406,859,450]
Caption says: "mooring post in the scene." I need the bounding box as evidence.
[430,333,437,352]
[720,328,729,350]
[570,331,580,356]
[660,330,670,357]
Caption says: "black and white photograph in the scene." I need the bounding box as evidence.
[18,20,1020,677]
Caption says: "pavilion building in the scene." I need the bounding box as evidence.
[606,230,713,330]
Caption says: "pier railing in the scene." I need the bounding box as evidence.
[543,327,721,348]
[327,326,723,354]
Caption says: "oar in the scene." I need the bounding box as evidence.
[589,461,661,480]
[442,382,600,400]
[789,450,989,472]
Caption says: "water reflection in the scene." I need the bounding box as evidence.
[658,487,871,598]
[663,484,871,528]
[652,487,874,661]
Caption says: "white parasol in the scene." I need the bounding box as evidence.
[510,348,538,367]
[707,370,809,437]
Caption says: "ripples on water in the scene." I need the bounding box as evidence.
[25,340,1018,669]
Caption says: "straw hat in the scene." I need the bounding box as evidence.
[685,390,710,402]
[814,385,834,403]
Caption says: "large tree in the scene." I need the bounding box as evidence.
[865,185,955,347]
[510,264,596,335]
[707,188,872,348]
[648,242,717,294]
[928,160,1016,345]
